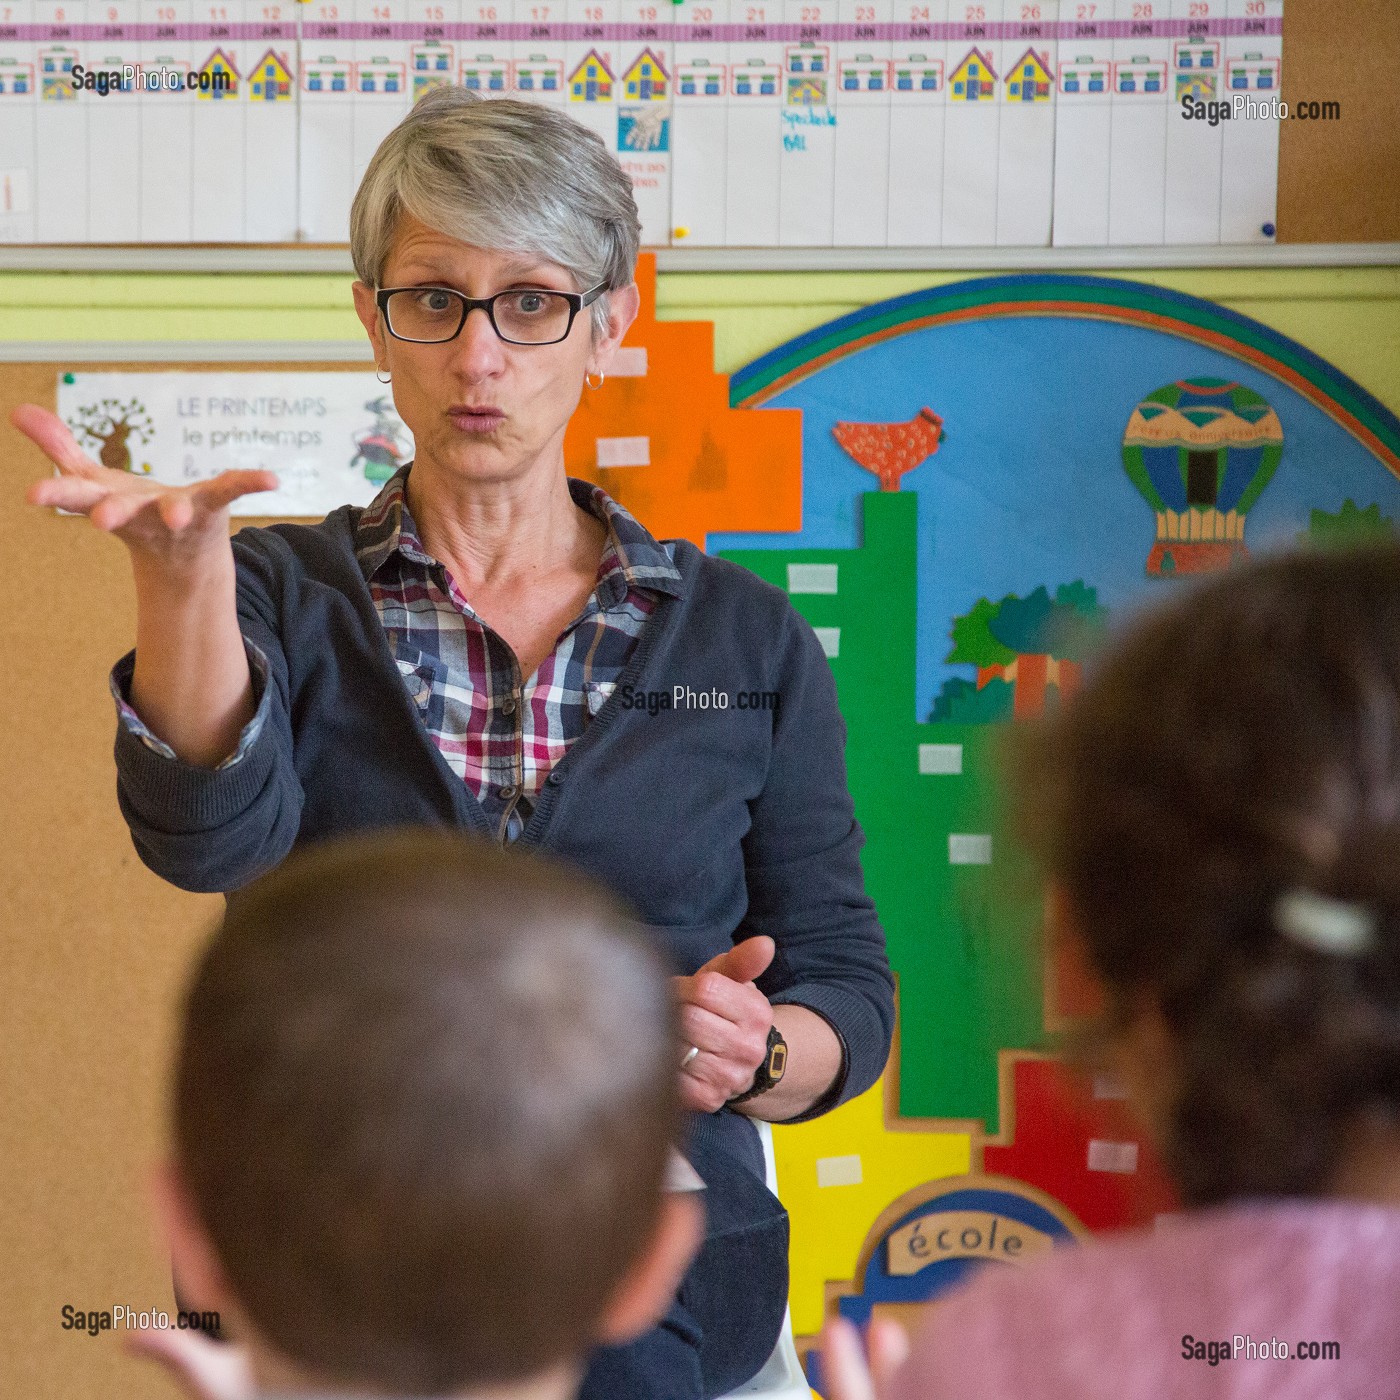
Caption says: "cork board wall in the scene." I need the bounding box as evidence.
[0,361,372,1400]
[1277,0,1400,243]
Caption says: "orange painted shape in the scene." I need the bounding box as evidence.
[830,408,944,493]
[1055,658,1082,703]
[564,252,803,547]
[1013,652,1050,718]
[1147,540,1248,576]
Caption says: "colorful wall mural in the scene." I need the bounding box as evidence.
[570,259,1400,1390]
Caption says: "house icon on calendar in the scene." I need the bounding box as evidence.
[621,49,667,101]
[569,50,614,102]
[949,48,996,101]
[197,48,238,99]
[1006,48,1051,102]
[250,49,294,101]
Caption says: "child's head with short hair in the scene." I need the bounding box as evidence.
[160,828,697,1396]
[1018,541,1400,1208]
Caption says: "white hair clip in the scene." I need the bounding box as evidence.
[1274,888,1378,957]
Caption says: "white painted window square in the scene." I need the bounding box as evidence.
[948,833,992,865]
[787,563,839,594]
[816,1154,863,1187]
[611,346,648,376]
[919,743,964,775]
[596,436,650,468]
[1087,1139,1139,1174]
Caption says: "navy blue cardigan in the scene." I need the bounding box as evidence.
[114,501,894,1106]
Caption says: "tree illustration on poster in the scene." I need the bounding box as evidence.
[66,396,156,475]
[933,583,1107,723]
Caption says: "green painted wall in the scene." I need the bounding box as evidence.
[4,266,1399,414]
[723,492,1046,1131]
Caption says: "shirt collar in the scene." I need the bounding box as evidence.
[353,463,684,603]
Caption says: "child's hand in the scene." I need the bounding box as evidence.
[124,1325,254,1400]
[819,1314,911,1400]
[673,936,775,1113]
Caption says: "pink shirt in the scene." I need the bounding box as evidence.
[889,1200,1400,1400]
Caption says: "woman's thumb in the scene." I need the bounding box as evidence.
[703,935,775,985]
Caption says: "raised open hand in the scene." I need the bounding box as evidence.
[14,403,277,568]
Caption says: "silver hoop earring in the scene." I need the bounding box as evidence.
[375,365,391,384]
[585,370,605,390]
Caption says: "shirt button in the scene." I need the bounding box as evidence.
[502,695,517,716]
[547,770,565,787]
[499,784,518,800]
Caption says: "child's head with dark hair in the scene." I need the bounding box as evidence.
[1017,541,1400,1209]
[159,828,698,1398]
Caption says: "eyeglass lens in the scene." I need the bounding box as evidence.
[385,288,574,344]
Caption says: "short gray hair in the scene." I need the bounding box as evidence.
[350,88,641,341]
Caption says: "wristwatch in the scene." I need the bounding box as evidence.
[728,1023,788,1105]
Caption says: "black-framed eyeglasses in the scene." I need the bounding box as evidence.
[375,283,607,346]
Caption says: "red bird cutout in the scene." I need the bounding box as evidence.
[831,406,945,492]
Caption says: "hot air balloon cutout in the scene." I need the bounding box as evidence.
[832,406,946,491]
[1122,377,1284,577]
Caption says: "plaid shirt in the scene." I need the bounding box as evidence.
[354,468,683,842]
[113,467,683,846]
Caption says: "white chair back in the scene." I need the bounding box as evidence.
[717,1119,812,1400]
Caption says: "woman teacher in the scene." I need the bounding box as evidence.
[16,88,894,1400]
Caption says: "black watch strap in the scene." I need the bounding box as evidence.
[729,1023,788,1105]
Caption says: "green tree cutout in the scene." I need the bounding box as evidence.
[931,582,1107,723]
[1302,500,1395,549]
[930,676,1015,723]
[946,597,1016,669]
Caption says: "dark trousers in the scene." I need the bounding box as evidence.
[580,1117,790,1400]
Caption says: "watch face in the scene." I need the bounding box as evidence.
[769,1039,787,1082]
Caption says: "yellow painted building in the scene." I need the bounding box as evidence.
[622,47,668,101]
[1176,70,1217,102]
[949,46,996,101]
[249,48,293,102]
[1006,46,1051,102]
[569,49,614,101]
[197,47,238,100]
[787,75,825,105]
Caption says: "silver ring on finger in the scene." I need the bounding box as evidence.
[681,1044,701,1070]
